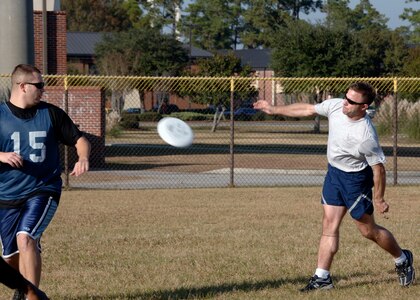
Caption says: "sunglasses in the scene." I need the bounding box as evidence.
[18,82,45,89]
[344,95,368,105]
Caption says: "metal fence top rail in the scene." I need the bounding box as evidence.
[1,75,419,93]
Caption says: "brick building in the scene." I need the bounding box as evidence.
[33,2,105,167]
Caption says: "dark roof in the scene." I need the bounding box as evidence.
[218,49,271,70]
[183,45,213,58]
[67,32,105,56]
[67,32,213,58]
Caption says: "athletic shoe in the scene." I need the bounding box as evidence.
[396,249,416,286]
[300,275,334,292]
[11,289,24,300]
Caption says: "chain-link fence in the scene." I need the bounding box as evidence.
[1,75,420,189]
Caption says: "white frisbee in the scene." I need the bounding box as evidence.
[157,117,194,148]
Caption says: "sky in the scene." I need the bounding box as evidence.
[302,0,420,29]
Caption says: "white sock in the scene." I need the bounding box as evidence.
[394,252,407,265]
[315,268,330,278]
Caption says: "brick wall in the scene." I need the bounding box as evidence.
[33,11,67,74]
[33,11,105,168]
[43,87,106,168]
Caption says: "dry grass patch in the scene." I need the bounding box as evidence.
[0,187,418,299]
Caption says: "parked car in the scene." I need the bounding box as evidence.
[124,108,142,114]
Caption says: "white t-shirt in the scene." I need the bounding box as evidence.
[315,98,385,172]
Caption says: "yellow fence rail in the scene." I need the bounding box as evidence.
[2,75,420,93]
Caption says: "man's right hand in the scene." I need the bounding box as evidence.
[0,152,23,168]
[253,100,273,114]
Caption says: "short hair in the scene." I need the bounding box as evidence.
[11,64,41,85]
[348,82,376,105]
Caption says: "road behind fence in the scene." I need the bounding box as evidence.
[1,75,419,189]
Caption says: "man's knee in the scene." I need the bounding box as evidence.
[16,234,37,252]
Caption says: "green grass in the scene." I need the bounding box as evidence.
[0,187,418,299]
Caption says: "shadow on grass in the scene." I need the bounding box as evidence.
[63,278,295,299]
[63,272,395,299]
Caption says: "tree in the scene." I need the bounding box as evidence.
[323,0,387,31]
[182,0,242,50]
[95,28,188,76]
[240,0,292,48]
[400,0,420,44]
[181,1,323,50]
[62,0,136,32]
[402,47,420,77]
[271,20,360,77]
[183,52,256,131]
[95,28,189,114]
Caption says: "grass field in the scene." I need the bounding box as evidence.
[0,186,418,299]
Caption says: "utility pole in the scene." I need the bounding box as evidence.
[0,0,34,73]
[0,0,34,101]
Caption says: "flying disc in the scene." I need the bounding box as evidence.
[157,117,194,148]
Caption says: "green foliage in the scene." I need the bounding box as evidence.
[169,112,213,121]
[182,0,323,50]
[195,52,252,77]
[119,113,139,129]
[271,21,359,76]
[106,124,123,138]
[95,27,189,76]
[183,0,241,50]
[182,53,257,108]
[271,2,409,77]
[62,0,185,33]
[400,0,420,44]
[61,0,134,32]
[137,112,162,122]
[402,47,420,77]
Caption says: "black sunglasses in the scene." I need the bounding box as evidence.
[18,82,45,89]
[344,95,368,105]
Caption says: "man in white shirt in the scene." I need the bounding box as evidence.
[254,82,415,291]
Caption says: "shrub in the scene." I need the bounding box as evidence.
[375,99,420,141]
[138,112,162,122]
[106,124,123,138]
[404,113,420,141]
[169,112,213,121]
[119,114,139,129]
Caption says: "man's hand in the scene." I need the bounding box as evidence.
[375,198,389,218]
[253,100,273,114]
[0,152,23,168]
[70,158,89,176]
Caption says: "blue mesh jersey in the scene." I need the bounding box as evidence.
[0,101,82,206]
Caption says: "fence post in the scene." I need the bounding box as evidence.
[392,78,398,186]
[229,77,235,187]
[63,76,70,189]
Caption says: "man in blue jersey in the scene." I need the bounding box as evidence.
[254,82,415,291]
[0,64,91,299]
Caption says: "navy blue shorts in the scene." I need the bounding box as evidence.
[0,194,59,258]
[322,164,374,220]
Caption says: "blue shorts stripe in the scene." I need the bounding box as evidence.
[31,197,57,239]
